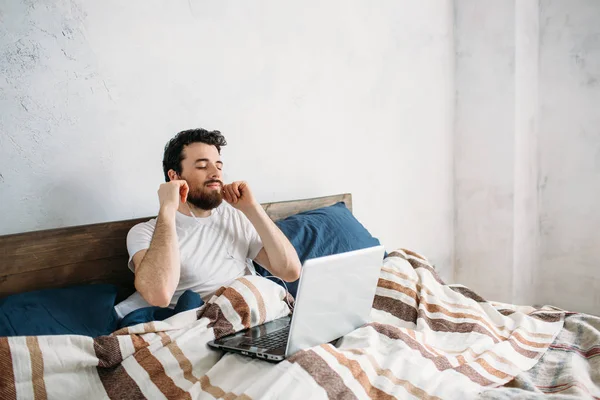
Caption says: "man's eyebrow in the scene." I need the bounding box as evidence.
[194,158,223,165]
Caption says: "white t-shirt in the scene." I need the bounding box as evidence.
[114,203,263,318]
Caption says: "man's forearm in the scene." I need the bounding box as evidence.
[135,209,181,307]
[243,205,301,281]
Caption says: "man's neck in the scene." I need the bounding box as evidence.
[177,202,212,218]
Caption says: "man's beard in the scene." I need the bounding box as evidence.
[187,181,223,210]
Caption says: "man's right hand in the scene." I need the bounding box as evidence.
[158,180,189,213]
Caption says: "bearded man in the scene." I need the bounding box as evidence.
[115,128,301,318]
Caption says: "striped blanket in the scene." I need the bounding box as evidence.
[480,311,600,399]
[0,249,593,399]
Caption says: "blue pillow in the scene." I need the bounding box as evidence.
[117,289,204,329]
[0,284,119,337]
[254,202,382,297]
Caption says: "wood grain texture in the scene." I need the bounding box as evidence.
[0,193,351,298]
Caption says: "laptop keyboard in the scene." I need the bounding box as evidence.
[243,326,290,349]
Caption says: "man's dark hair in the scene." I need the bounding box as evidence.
[162,128,227,182]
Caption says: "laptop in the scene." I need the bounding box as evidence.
[208,245,385,362]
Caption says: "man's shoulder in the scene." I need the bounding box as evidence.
[216,203,253,228]
[217,202,242,218]
[128,218,158,236]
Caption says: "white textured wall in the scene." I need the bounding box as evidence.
[0,1,455,280]
[537,0,600,314]
[454,0,516,301]
[513,0,540,307]
[455,0,600,314]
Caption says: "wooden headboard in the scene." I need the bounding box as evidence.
[0,193,351,300]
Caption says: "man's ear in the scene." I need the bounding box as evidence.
[167,169,179,181]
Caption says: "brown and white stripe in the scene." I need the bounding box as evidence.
[0,337,17,400]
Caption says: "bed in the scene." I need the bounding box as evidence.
[0,193,598,399]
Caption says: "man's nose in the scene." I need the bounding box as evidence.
[208,165,221,178]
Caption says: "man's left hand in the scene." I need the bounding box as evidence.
[222,181,258,212]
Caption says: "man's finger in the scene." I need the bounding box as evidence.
[233,182,241,197]
[231,187,239,203]
[227,186,238,203]
[180,182,189,203]
[222,186,232,203]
